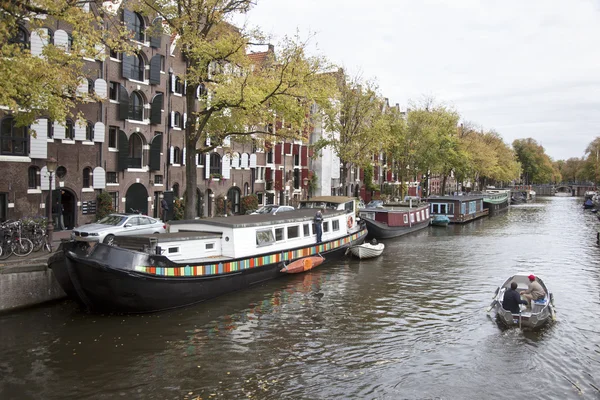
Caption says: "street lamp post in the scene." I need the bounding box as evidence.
[303,177,309,200]
[223,195,228,217]
[46,157,57,248]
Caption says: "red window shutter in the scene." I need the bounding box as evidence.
[387,170,392,181]
[266,167,272,181]
[360,168,364,180]
[302,168,308,181]
[301,146,308,167]
[275,144,282,164]
[284,143,291,154]
[275,169,283,191]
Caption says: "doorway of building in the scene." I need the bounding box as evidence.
[204,189,213,217]
[0,193,7,222]
[227,187,241,215]
[197,188,204,218]
[125,183,149,215]
[52,189,76,230]
[153,191,162,219]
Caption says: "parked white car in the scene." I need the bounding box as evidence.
[250,205,295,215]
[71,214,166,245]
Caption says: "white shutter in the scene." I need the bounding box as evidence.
[40,167,56,191]
[222,154,231,179]
[195,153,199,165]
[76,78,88,97]
[93,167,106,189]
[82,2,90,12]
[170,74,176,92]
[74,120,86,141]
[30,29,47,57]
[183,113,187,128]
[29,119,48,159]
[183,80,187,94]
[94,78,107,99]
[170,111,175,128]
[231,152,240,168]
[54,30,69,51]
[205,154,210,179]
[223,136,230,147]
[93,122,105,143]
[241,153,249,168]
[206,136,211,146]
[331,152,340,179]
[169,146,174,165]
[94,44,105,60]
[53,121,65,140]
[182,148,186,165]
[249,154,257,168]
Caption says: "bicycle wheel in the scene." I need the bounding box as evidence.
[12,238,33,257]
[32,235,44,252]
[0,242,12,260]
[44,237,52,253]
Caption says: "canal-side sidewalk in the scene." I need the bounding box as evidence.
[0,230,72,313]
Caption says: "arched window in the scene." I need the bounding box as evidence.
[87,78,94,95]
[9,26,29,49]
[132,12,145,42]
[132,54,144,81]
[65,119,74,139]
[0,117,28,156]
[174,112,181,128]
[173,147,181,164]
[28,166,40,189]
[129,92,143,121]
[82,167,92,188]
[209,153,221,175]
[47,119,54,139]
[244,182,249,196]
[172,183,180,198]
[128,133,143,168]
[174,77,183,94]
[86,121,94,141]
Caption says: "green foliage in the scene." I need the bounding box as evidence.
[0,1,132,128]
[240,194,258,214]
[363,164,378,191]
[173,198,185,220]
[96,191,114,221]
[513,138,555,184]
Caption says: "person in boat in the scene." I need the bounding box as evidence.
[503,282,528,313]
[314,208,324,243]
[370,239,378,246]
[520,274,546,307]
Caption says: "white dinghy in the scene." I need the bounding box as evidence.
[349,239,385,259]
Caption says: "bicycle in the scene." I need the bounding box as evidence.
[0,221,34,259]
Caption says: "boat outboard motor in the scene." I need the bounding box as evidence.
[371,239,378,245]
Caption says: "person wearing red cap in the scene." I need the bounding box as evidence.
[520,274,545,307]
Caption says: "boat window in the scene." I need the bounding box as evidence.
[287,225,299,239]
[205,243,214,250]
[420,210,425,220]
[303,223,310,236]
[425,208,430,218]
[323,221,329,232]
[410,213,415,223]
[275,227,284,241]
[256,229,275,246]
[344,201,354,213]
[431,204,439,214]
[416,212,421,222]
[403,214,408,224]
[332,220,339,231]
[439,204,447,214]
[168,247,179,253]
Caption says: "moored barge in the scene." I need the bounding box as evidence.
[427,195,489,224]
[357,201,430,239]
[48,198,367,313]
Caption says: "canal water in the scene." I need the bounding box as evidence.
[1,197,599,400]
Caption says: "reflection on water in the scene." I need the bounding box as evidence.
[1,197,600,399]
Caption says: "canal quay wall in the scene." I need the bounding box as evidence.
[0,231,70,313]
[0,264,66,313]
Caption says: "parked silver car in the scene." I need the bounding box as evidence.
[251,205,295,215]
[71,214,166,245]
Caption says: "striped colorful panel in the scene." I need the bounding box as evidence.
[134,229,368,277]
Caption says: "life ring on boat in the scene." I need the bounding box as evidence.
[347,216,353,228]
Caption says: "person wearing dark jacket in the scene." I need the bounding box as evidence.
[503,282,528,314]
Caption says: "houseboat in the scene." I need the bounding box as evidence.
[427,195,489,224]
[481,188,510,216]
[48,198,367,313]
[357,200,430,239]
[511,188,536,204]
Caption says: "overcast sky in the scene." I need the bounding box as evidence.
[240,0,600,160]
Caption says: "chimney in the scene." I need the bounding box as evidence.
[268,44,275,53]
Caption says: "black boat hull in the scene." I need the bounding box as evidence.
[48,230,367,313]
[363,218,429,239]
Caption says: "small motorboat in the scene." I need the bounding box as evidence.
[583,198,594,209]
[431,215,450,226]
[349,240,385,259]
[488,273,555,330]
[280,255,325,274]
